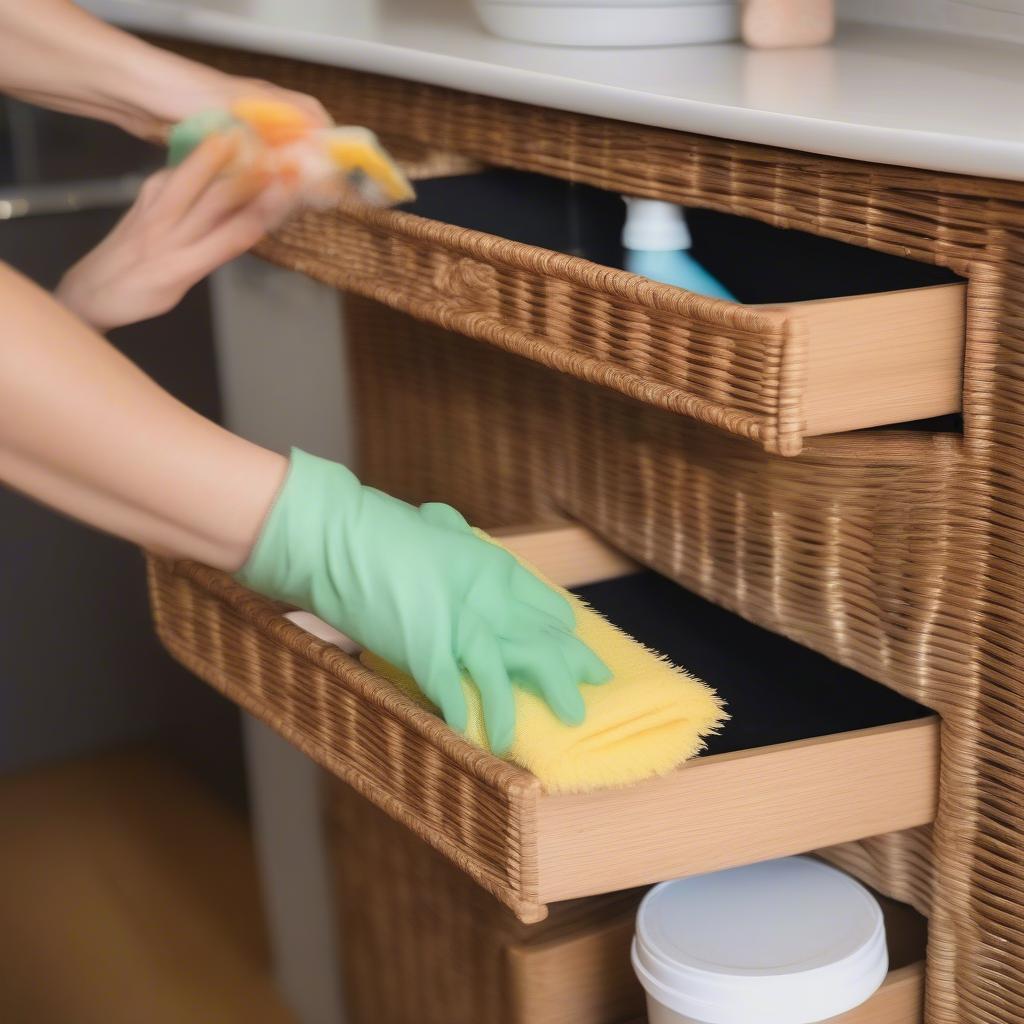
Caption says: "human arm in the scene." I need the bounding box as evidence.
[0,0,327,140]
[0,260,288,568]
[1,266,608,749]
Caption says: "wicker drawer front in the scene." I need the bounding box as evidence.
[147,524,937,923]
[328,783,646,1024]
[256,196,963,457]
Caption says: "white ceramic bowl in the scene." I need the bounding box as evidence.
[473,0,739,47]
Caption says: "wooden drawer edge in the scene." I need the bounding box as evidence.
[259,202,964,457]
[147,523,937,922]
[833,962,925,1023]
[535,717,938,903]
[495,521,639,587]
[795,282,965,437]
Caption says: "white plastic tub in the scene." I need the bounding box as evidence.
[632,858,889,1024]
[472,0,739,47]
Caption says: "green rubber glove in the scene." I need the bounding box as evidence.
[236,449,611,753]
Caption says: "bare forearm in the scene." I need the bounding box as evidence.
[0,262,286,570]
[0,0,236,138]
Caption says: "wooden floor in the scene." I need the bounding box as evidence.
[0,749,296,1024]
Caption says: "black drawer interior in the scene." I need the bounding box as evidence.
[404,169,961,304]
[574,571,931,758]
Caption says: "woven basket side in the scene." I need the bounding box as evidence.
[555,382,971,709]
[818,828,935,920]
[346,296,567,528]
[146,556,545,922]
[256,204,793,452]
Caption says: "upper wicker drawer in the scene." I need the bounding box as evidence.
[255,180,965,456]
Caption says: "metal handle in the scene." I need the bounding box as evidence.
[0,174,146,219]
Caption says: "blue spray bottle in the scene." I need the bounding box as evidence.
[622,197,737,301]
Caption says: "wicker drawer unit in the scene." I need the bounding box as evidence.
[327,781,927,1024]
[147,523,937,923]
[255,186,964,458]
[151,41,1024,1024]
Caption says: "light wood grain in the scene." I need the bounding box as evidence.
[832,963,925,1023]
[493,522,640,587]
[789,282,965,436]
[535,718,938,903]
[506,914,643,1024]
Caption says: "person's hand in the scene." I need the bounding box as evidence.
[235,450,612,754]
[140,68,331,144]
[55,133,298,332]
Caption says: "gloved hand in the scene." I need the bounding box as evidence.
[236,449,611,753]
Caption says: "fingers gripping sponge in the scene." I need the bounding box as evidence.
[362,536,726,794]
[167,99,414,207]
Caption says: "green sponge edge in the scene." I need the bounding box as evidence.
[166,109,242,166]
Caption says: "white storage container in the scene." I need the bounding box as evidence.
[472,0,740,47]
[632,858,889,1024]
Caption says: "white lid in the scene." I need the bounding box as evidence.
[622,197,692,251]
[632,858,888,1024]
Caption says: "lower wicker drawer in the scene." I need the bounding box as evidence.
[147,524,938,923]
[329,780,926,1024]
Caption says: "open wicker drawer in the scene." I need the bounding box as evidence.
[255,173,965,457]
[327,773,927,1024]
[147,524,938,923]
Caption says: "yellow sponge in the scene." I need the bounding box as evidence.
[362,538,726,794]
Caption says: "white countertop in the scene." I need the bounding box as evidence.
[87,0,1023,181]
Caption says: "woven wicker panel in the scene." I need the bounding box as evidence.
[145,556,546,923]
[326,780,645,1024]
[555,383,973,710]
[819,829,935,921]
[346,296,565,528]
[153,41,1024,1024]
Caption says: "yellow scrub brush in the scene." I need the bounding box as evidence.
[167,98,415,208]
[362,535,726,794]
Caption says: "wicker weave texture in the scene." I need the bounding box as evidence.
[145,556,547,922]
[257,200,803,454]
[153,41,1024,1024]
[326,781,645,1024]
[819,829,934,921]
[556,384,972,709]
[346,296,565,527]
